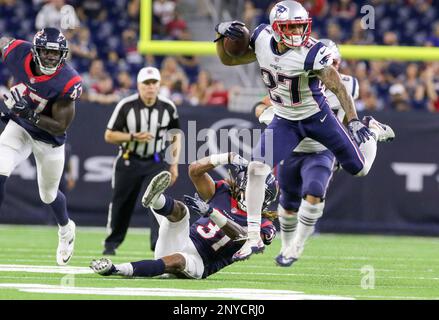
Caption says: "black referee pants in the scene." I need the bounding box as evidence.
[104,154,166,252]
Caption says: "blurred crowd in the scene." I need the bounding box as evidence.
[0,0,439,112]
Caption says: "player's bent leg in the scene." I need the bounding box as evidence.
[141,171,172,208]
[284,197,324,264]
[154,204,191,260]
[232,161,271,261]
[56,219,76,266]
[275,205,298,267]
[362,116,395,142]
[90,256,166,278]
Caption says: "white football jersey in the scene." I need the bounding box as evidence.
[258,74,359,153]
[251,24,334,121]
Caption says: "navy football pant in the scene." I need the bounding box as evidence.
[278,150,335,211]
[252,104,364,175]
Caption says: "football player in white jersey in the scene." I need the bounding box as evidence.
[215,0,395,261]
[256,39,367,266]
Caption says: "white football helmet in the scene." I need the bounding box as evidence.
[319,38,341,66]
[269,0,312,48]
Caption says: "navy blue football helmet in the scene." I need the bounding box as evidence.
[235,170,279,213]
[31,28,69,75]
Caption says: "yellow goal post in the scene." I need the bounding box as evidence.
[139,0,439,60]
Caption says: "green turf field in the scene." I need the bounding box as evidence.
[0,224,438,300]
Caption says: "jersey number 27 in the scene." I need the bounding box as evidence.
[261,68,301,106]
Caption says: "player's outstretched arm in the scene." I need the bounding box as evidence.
[183,195,247,243]
[37,98,75,136]
[216,38,257,65]
[189,152,248,201]
[314,65,358,122]
[215,37,257,66]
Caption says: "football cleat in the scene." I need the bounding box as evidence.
[232,237,265,261]
[362,116,395,142]
[141,171,171,208]
[275,254,298,267]
[90,258,116,276]
[56,219,76,266]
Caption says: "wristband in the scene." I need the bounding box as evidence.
[129,133,134,141]
[209,153,229,166]
[209,209,228,228]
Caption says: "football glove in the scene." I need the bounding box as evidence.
[183,194,213,217]
[3,89,40,124]
[214,20,245,42]
[348,119,372,145]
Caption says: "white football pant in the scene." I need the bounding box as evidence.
[0,121,65,204]
[152,205,205,279]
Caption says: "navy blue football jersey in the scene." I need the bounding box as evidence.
[2,40,82,146]
[189,180,276,278]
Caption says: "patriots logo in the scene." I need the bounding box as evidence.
[275,4,288,17]
[319,53,332,66]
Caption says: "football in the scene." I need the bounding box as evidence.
[223,26,250,57]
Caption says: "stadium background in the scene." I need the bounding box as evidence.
[0,0,439,236]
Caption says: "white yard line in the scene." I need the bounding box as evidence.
[0,283,353,300]
[0,264,438,283]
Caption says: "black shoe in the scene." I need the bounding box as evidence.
[102,247,116,255]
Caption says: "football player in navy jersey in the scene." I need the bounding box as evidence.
[90,152,278,279]
[0,28,82,265]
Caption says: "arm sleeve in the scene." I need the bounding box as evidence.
[62,76,83,101]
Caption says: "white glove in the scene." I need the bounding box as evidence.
[2,91,15,110]
[229,152,249,167]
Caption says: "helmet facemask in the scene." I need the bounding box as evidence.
[272,19,312,48]
[32,46,68,75]
[31,28,69,76]
[232,171,279,213]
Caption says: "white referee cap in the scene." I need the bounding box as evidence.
[137,67,161,83]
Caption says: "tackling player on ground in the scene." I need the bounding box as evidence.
[90,153,278,279]
[0,28,82,265]
[215,0,395,261]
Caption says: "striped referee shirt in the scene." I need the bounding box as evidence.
[107,93,180,158]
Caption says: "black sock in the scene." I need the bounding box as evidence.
[131,259,166,277]
[154,194,175,216]
[0,175,6,208]
[50,190,69,226]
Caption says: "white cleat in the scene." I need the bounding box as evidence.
[232,237,265,262]
[141,171,172,208]
[56,219,76,266]
[362,116,395,142]
[90,258,115,276]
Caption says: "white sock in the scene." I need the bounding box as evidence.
[245,162,271,238]
[152,194,166,210]
[59,219,71,234]
[114,263,133,276]
[278,205,298,254]
[294,200,324,248]
[356,136,377,176]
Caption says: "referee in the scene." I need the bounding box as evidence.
[103,66,181,255]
